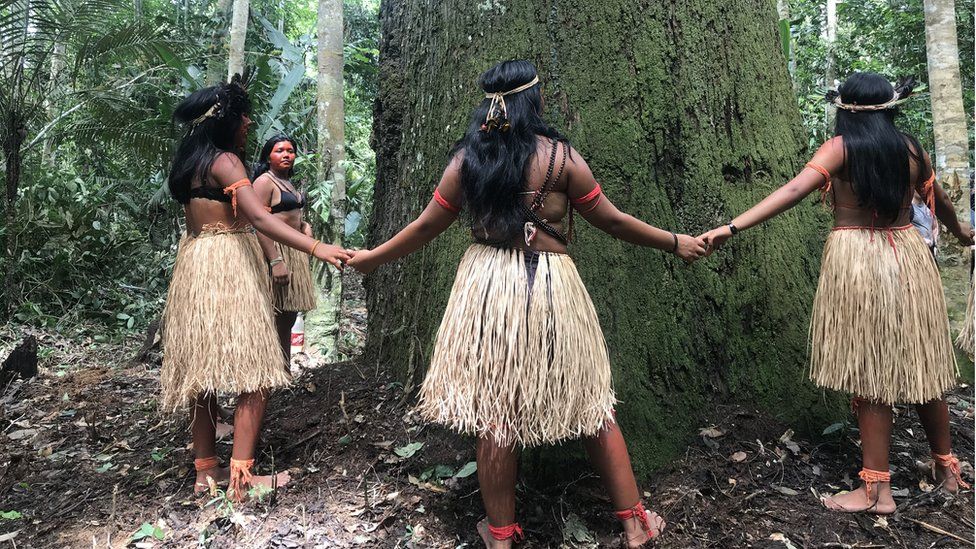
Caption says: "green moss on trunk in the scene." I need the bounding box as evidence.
[368,0,846,473]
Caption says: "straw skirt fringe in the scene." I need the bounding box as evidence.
[273,243,317,313]
[956,266,974,357]
[416,244,616,447]
[160,228,289,413]
[809,227,958,404]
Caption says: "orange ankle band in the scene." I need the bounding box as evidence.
[858,468,890,499]
[614,501,652,536]
[488,522,524,541]
[229,458,255,502]
[194,456,220,471]
[932,452,971,489]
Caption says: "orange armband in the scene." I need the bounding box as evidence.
[223,178,252,217]
[433,188,460,214]
[571,184,602,213]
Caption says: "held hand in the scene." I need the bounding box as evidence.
[346,249,379,274]
[301,222,313,238]
[313,242,353,269]
[674,234,708,263]
[271,261,291,286]
[700,225,734,255]
[955,221,975,247]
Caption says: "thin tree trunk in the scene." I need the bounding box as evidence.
[206,0,234,85]
[42,41,65,165]
[3,115,25,318]
[778,0,794,79]
[370,0,840,471]
[824,0,837,133]
[317,0,345,358]
[924,0,971,220]
[226,0,249,81]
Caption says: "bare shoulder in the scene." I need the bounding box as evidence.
[210,152,247,186]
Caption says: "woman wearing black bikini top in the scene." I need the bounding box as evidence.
[253,135,316,369]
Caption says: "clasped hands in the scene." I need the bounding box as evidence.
[670,224,735,264]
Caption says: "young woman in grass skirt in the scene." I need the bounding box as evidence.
[253,135,317,369]
[163,77,351,501]
[348,60,707,547]
[701,73,975,514]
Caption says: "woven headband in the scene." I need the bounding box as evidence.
[831,90,909,112]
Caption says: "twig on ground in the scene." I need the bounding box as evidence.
[904,517,973,544]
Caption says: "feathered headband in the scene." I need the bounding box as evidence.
[480,76,540,133]
[824,76,916,112]
[190,71,253,128]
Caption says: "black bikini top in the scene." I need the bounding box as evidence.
[188,185,231,203]
[267,175,306,213]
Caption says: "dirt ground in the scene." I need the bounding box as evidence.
[1,273,974,548]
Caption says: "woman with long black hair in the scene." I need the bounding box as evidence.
[701,72,974,513]
[349,60,706,547]
[162,78,351,501]
[253,135,316,368]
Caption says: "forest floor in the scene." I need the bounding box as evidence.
[1,270,974,549]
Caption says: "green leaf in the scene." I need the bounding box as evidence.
[454,461,477,479]
[393,442,424,458]
[338,434,352,445]
[822,422,845,436]
[130,522,157,541]
[0,511,23,520]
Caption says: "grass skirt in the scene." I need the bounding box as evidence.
[416,244,616,447]
[160,226,289,413]
[809,226,958,404]
[956,264,974,357]
[273,243,316,313]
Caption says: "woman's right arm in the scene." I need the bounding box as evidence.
[919,153,974,245]
[211,154,352,268]
[700,138,843,251]
[347,156,463,273]
[566,147,706,262]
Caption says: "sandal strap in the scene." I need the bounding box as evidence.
[229,458,255,502]
[487,522,524,542]
[194,456,221,471]
[614,501,653,536]
[932,452,971,489]
[858,468,890,500]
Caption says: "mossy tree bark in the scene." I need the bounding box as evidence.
[368,0,845,472]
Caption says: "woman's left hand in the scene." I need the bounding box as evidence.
[700,225,734,255]
[347,249,379,274]
[955,221,975,246]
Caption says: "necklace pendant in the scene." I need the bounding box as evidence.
[524,222,538,246]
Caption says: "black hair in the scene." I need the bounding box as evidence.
[167,80,251,204]
[451,60,567,242]
[254,134,299,179]
[832,72,921,222]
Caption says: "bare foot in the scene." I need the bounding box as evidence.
[621,510,666,547]
[230,471,292,501]
[476,518,513,549]
[195,466,229,494]
[933,463,961,494]
[821,482,895,514]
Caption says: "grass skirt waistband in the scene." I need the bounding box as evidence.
[809,226,957,404]
[160,227,290,413]
[416,244,616,447]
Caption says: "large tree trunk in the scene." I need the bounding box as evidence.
[924,0,971,220]
[368,0,842,471]
[317,0,345,357]
[226,0,249,81]
[206,0,234,86]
